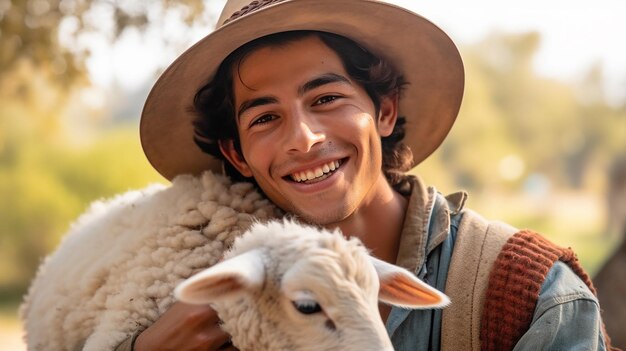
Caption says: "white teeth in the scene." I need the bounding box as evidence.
[291,160,342,182]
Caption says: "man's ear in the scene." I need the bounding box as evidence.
[377,92,399,137]
[218,139,253,177]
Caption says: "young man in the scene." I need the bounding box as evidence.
[130,0,612,350]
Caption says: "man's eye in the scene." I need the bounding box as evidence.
[251,114,276,126]
[314,95,339,105]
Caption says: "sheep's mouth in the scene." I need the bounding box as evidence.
[287,159,344,184]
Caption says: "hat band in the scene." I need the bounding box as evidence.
[225,0,287,24]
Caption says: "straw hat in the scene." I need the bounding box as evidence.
[140,0,464,181]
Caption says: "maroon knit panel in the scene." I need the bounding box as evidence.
[480,230,614,351]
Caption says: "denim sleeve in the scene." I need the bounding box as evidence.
[513,261,607,351]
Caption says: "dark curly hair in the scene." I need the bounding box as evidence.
[193,30,413,190]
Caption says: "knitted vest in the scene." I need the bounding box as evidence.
[441,209,614,351]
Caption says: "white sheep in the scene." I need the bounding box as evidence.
[176,219,450,351]
[20,170,448,351]
[20,171,280,351]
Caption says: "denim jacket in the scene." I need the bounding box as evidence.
[387,176,607,350]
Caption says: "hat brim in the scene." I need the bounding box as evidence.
[141,0,464,181]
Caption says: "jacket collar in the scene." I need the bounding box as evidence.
[395,175,467,273]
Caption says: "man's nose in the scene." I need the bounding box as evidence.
[285,110,325,153]
[285,108,326,152]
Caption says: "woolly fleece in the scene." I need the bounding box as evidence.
[211,220,384,350]
[20,171,279,351]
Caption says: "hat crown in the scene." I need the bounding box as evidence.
[217,0,285,27]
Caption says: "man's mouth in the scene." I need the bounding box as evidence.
[289,159,343,184]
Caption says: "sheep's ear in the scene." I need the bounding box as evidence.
[175,249,265,304]
[370,256,450,309]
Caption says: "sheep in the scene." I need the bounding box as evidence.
[20,170,448,351]
[20,171,280,351]
[176,219,450,351]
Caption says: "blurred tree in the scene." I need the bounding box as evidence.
[0,0,211,90]
[434,32,626,193]
[0,0,217,298]
[0,125,164,294]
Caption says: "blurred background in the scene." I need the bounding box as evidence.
[1,0,625,349]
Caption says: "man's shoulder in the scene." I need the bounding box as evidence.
[537,260,599,312]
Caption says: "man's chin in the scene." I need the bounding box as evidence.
[290,206,352,227]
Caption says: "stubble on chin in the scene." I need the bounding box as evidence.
[286,200,354,228]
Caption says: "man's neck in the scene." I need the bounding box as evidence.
[331,176,408,264]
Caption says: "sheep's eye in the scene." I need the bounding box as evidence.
[292,299,322,315]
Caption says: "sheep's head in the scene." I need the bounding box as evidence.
[175,219,449,351]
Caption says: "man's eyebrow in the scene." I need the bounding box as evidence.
[237,96,278,118]
[298,73,351,96]
[236,73,350,118]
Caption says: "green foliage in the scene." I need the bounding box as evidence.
[431,32,626,193]
[44,127,164,202]
[0,122,163,292]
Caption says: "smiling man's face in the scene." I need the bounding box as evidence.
[220,35,398,225]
